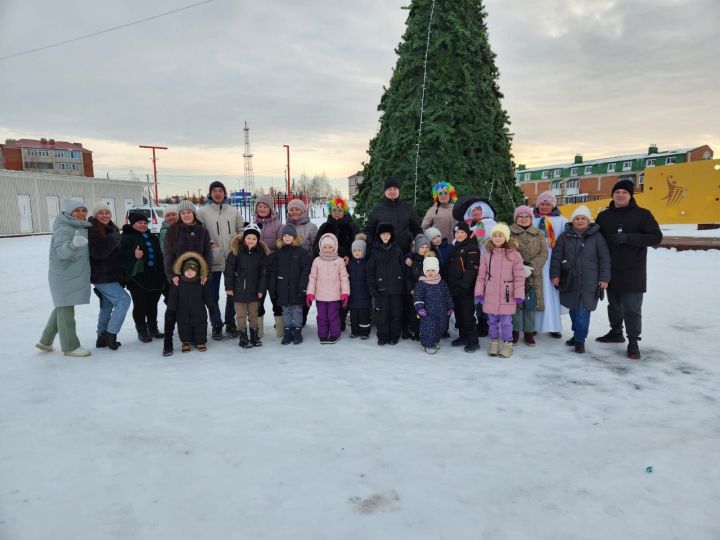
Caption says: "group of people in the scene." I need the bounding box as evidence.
[36,176,662,361]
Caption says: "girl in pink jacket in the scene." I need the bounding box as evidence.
[474,223,525,358]
[306,233,350,344]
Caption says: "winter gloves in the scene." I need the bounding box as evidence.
[72,234,88,248]
[475,295,484,305]
[416,308,427,317]
[306,294,314,307]
[522,265,533,278]
[610,232,628,245]
[515,298,524,305]
[341,294,349,308]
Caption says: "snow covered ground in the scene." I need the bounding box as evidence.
[1,236,719,540]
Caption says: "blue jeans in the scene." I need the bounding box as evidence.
[209,270,236,326]
[570,297,592,344]
[282,305,303,327]
[94,282,131,335]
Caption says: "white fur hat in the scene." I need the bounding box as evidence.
[571,205,592,221]
[423,256,440,274]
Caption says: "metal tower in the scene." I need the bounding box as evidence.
[243,121,255,193]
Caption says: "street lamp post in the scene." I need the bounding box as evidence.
[139,145,168,206]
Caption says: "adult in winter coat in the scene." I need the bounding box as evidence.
[197,181,245,338]
[452,196,497,247]
[550,206,611,354]
[445,221,480,352]
[36,198,93,357]
[532,191,569,337]
[421,181,458,242]
[413,255,453,354]
[254,194,284,336]
[594,179,662,359]
[269,223,312,344]
[313,197,358,261]
[364,177,422,252]
[286,199,318,257]
[509,205,548,346]
[88,202,131,350]
[366,222,408,345]
[120,212,167,343]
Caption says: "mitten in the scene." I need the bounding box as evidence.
[522,264,533,278]
[474,295,484,305]
[416,308,427,317]
[306,294,314,307]
[72,234,88,248]
[341,293,349,308]
[515,298,524,305]
[611,232,628,245]
[446,308,453,317]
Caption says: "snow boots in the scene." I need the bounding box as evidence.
[238,331,251,349]
[148,322,164,339]
[498,341,513,358]
[100,331,120,351]
[225,321,239,339]
[627,340,641,360]
[211,323,223,341]
[596,330,625,343]
[274,315,284,338]
[464,339,480,353]
[524,333,536,347]
[281,326,293,345]
[136,324,152,343]
[488,339,500,357]
[250,328,263,347]
[292,326,303,345]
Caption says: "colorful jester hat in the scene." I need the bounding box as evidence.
[327,197,349,215]
[432,181,458,204]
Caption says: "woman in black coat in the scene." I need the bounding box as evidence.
[88,204,131,350]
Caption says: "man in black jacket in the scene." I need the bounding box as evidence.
[364,177,422,252]
[595,179,662,359]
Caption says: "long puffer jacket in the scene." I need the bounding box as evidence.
[88,218,123,284]
[270,236,312,306]
[366,228,406,297]
[307,233,350,302]
[48,212,92,307]
[224,234,270,303]
[509,223,548,311]
[347,257,371,309]
[550,223,611,311]
[474,244,525,316]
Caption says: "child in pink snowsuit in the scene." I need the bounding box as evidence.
[474,223,525,358]
[306,233,350,344]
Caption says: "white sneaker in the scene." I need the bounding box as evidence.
[35,343,53,352]
[64,347,91,357]
[423,346,438,355]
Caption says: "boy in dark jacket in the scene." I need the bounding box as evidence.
[446,221,480,352]
[270,224,312,345]
[347,234,371,339]
[224,223,269,348]
[166,252,215,353]
[366,223,405,345]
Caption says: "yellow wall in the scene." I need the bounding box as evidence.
[560,159,720,224]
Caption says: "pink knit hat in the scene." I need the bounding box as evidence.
[513,205,533,222]
[537,191,556,207]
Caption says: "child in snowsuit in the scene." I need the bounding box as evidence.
[367,223,406,345]
[550,205,611,354]
[413,255,453,354]
[446,221,480,353]
[166,252,215,353]
[225,223,269,349]
[306,233,350,344]
[474,223,525,358]
[404,234,432,340]
[348,234,372,339]
[270,223,312,345]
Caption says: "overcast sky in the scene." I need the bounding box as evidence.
[1,0,718,197]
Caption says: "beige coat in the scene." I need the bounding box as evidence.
[509,223,548,311]
[421,203,456,242]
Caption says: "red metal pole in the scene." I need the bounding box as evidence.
[139,145,168,206]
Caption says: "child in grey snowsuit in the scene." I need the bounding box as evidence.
[413,255,453,354]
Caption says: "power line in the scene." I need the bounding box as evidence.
[0,0,215,61]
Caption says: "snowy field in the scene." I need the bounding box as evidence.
[1,235,719,540]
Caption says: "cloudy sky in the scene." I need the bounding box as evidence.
[1,0,718,197]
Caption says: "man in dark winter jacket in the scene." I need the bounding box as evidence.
[364,177,422,252]
[595,179,662,359]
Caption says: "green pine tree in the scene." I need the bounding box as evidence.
[355,0,522,223]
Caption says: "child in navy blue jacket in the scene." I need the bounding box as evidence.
[347,234,371,339]
[413,254,453,354]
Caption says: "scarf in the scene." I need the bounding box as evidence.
[537,216,556,248]
[467,218,488,239]
[419,275,442,285]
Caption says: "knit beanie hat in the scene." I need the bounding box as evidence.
[182,258,200,274]
[287,199,306,213]
[571,205,593,221]
[414,233,431,252]
[423,256,440,275]
[351,234,367,258]
[281,223,297,238]
[384,176,401,190]
[490,223,511,243]
[208,180,227,196]
[537,191,557,207]
[612,179,635,196]
[177,200,197,216]
[243,222,262,240]
[92,202,112,217]
[63,197,86,215]
[453,221,472,236]
[423,227,442,243]
[128,212,148,225]
[513,205,533,222]
[164,204,178,215]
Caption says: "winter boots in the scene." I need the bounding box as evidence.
[596,330,625,343]
[512,330,519,344]
[249,328,263,347]
[225,322,239,339]
[181,342,191,353]
[136,324,152,343]
[238,331,251,349]
[274,316,284,338]
[498,341,513,358]
[627,340,641,359]
[574,342,585,354]
[488,339,500,357]
[281,326,293,345]
[101,331,120,351]
[148,322,164,339]
[523,333,536,347]
[211,323,223,341]
[464,339,480,353]
[292,326,303,345]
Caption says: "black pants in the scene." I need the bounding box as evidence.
[127,283,162,327]
[375,295,403,342]
[163,309,177,349]
[607,290,644,340]
[403,294,418,338]
[350,308,371,337]
[178,323,207,345]
[258,291,283,317]
[453,294,477,342]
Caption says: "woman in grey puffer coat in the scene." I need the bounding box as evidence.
[36,198,93,357]
[550,206,611,353]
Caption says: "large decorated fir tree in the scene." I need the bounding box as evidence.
[355,0,522,222]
